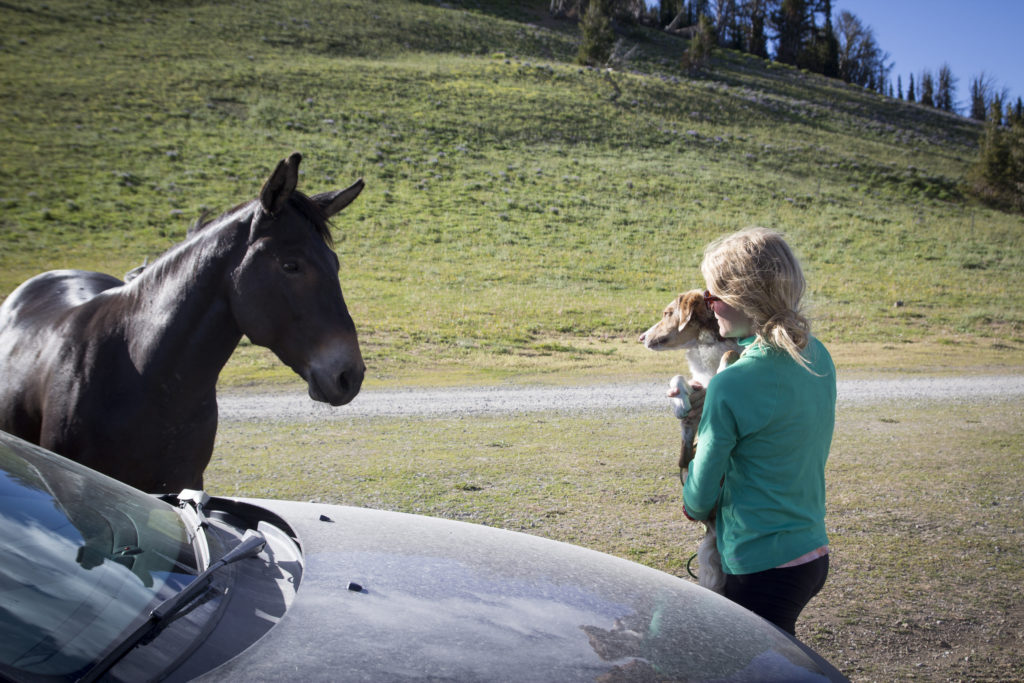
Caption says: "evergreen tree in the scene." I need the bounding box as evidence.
[969,73,995,121]
[991,94,1005,125]
[577,1,616,66]
[797,1,838,75]
[721,0,745,50]
[815,0,839,77]
[745,0,770,58]
[970,100,1024,211]
[907,73,915,102]
[919,70,935,107]
[682,12,717,71]
[936,63,957,112]
[772,0,811,66]
[660,0,683,26]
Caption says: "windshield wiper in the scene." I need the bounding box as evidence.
[77,529,266,683]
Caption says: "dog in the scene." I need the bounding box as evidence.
[637,290,740,386]
[639,290,741,594]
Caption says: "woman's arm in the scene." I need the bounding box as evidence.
[682,384,735,520]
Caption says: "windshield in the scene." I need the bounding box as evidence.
[0,433,200,680]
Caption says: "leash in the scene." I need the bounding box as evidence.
[686,552,699,580]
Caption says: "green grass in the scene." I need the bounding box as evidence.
[2,0,1023,384]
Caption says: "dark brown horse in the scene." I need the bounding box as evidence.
[0,153,365,492]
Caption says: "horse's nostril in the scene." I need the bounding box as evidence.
[337,373,351,395]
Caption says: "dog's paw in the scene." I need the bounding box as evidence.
[718,350,740,373]
[668,375,691,419]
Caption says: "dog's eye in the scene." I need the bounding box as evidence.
[282,261,300,273]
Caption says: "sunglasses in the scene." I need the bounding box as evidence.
[703,290,725,310]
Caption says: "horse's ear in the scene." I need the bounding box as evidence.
[260,153,302,215]
[311,178,365,219]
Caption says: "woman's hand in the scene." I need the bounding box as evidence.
[684,384,705,425]
[666,379,703,398]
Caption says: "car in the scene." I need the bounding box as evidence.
[0,430,848,682]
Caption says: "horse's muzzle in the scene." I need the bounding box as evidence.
[307,357,365,406]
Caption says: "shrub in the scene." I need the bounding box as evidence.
[576,1,615,67]
[969,103,1024,212]
[680,13,715,73]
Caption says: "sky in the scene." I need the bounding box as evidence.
[835,0,1024,112]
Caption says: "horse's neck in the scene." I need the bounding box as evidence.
[124,220,248,393]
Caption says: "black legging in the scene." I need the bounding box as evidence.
[723,554,829,636]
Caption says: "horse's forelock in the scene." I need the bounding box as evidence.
[287,191,335,248]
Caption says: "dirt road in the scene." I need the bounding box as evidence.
[219,375,1023,422]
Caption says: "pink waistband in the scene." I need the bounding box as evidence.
[777,545,829,569]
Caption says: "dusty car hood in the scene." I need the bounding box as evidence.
[196,499,845,682]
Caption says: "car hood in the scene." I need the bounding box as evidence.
[195,499,846,682]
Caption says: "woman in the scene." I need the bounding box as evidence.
[681,226,836,636]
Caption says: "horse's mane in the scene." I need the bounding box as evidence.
[126,191,334,283]
[193,191,334,247]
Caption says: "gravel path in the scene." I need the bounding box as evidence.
[218,375,1023,422]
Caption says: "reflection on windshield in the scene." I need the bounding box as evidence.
[0,435,199,679]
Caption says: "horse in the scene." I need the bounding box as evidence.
[0,153,365,493]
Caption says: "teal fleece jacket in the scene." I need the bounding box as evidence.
[682,335,836,575]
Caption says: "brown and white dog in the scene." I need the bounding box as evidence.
[638,290,741,594]
[637,290,740,386]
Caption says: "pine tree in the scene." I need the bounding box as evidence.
[970,100,1024,211]
[821,0,839,77]
[936,63,956,112]
[969,73,994,121]
[682,12,717,71]
[577,1,616,66]
[746,0,769,59]
[897,74,903,100]
[773,0,811,66]
[799,0,838,77]
[920,70,935,107]
[660,0,682,26]
[907,73,915,102]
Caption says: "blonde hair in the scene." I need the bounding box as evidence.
[701,227,814,371]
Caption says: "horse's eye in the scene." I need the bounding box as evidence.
[282,261,300,273]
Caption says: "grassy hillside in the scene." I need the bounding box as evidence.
[2,0,1022,384]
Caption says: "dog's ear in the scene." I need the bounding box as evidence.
[676,291,704,332]
[693,290,718,326]
[673,293,691,332]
